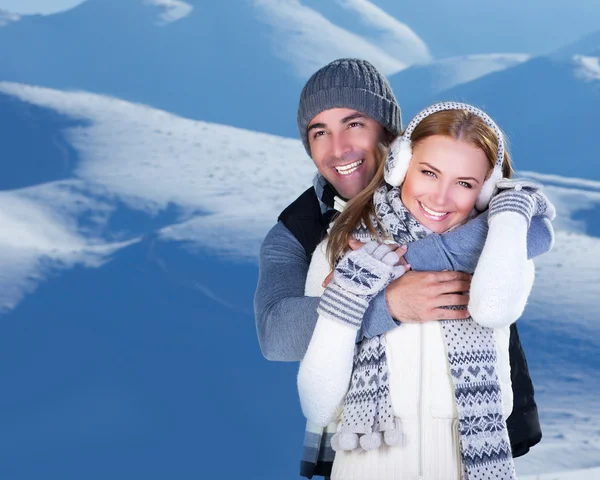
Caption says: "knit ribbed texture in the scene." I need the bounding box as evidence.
[489,178,556,226]
[331,418,462,480]
[297,58,401,154]
[318,241,403,330]
[488,191,536,226]
[317,283,369,328]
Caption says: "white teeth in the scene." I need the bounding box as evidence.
[420,202,448,217]
[335,160,363,175]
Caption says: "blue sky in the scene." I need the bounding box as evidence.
[0,0,84,14]
[374,0,600,57]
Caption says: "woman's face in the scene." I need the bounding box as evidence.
[401,135,490,234]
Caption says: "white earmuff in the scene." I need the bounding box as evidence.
[384,137,412,187]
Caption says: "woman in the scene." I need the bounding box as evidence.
[297,102,555,480]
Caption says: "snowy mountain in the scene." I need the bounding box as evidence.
[399,51,600,181]
[550,29,600,60]
[0,81,315,311]
[0,0,428,137]
[0,82,310,479]
[0,83,599,478]
[0,8,19,25]
[389,53,531,102]
[2,1,598,181]
[298,0,431,69]
[1,2,599,478]
[370,0,600,59]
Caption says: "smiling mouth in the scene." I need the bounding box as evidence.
[418,201,450,220]
[334,160,363,175]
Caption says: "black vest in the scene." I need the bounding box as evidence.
[281,187,542,475]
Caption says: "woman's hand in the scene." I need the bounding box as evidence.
[322,240,408,288]
[317,240,408,330]
[489,178,556,225]
[330,241,407,300]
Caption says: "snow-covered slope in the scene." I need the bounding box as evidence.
[522,467,600,480]
[0,82,315,311]
[300,0,431,69]
[0,83,598,477]
[513,171,600,475]
[0,0,429,137]
[251,0,428,77]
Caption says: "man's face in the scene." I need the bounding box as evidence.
[307,108,386,200]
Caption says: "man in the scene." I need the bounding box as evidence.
[254,58,550,477]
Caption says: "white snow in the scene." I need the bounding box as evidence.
[0,83,599,476]
[0,180,137,312]
[332,0,431,66]
[0,82,315,259]
[521,467,600,479]
[572,55,600,81]
[521,171,600,192]
[520,171,600,331]
[143,0,193,25]
[251,0,411,77]
[511,171,600,476]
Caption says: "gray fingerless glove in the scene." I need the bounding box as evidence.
[488,178,556,226]
[317,241,405,329]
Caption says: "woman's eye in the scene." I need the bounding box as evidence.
[458,181,473,189]
[421,170,436,178]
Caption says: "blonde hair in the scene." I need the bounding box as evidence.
[327,109,513,268]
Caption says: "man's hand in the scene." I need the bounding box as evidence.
[321,239,469,322]
[385,270,471,322]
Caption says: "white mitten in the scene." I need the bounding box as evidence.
[488,179,556,225]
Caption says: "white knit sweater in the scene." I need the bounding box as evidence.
[298,212,535,480]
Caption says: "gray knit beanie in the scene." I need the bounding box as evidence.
[297,58,401,155]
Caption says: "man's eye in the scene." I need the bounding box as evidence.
[313,131,326,139]
[349,122,363,128]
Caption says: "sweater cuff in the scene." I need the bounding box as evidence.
[317,283,369,329]
[357,290,399,341]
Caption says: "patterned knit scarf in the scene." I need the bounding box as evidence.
[332,185,516,480]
